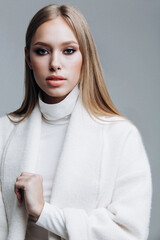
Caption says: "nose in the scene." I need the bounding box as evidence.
[49,51,61,72]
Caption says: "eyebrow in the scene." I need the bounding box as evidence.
[33,41,79,47]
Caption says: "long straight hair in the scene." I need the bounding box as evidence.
[9,4,123,123]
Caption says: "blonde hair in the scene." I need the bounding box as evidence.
[9,4,123,123]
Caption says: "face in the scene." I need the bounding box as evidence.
[25,17,82,104]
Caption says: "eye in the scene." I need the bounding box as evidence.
[63,48,76,55]
[35,48,49,55]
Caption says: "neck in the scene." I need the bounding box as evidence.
[41,92,69,104]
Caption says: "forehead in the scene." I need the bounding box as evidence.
[31,17,78,44]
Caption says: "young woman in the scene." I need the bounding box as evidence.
[0,4,152,240]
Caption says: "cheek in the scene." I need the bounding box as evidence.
[31,57,48,73]
[69,55,82,76]
[31,62,46,83]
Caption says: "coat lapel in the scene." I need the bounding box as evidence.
[50,98,103,210]
[1,98,103,240]
[1,106,42,240]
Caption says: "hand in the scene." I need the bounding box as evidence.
[14,172,45,218]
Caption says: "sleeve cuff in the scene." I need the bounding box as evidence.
[36,202,68,239]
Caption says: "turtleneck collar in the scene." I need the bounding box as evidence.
[38,85,79,124]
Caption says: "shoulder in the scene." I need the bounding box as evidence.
[96,115,140,137]
[95,115,145,153]
[0,115,18,147]
[103,116,147,159]
[0,114,15,131]
[100,115,150,170]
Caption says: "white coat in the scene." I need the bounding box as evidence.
[0,97,152,240]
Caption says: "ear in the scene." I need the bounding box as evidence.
[25,47,32,69]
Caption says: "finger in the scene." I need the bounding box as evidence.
[14,182,25,203]
[16,176,29,182]
[20,172,34,176]
[15,180,26,191]
[14,186,23,203]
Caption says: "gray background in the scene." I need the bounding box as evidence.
[0,0,159,239]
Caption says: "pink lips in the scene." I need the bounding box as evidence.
[46,75,66,87]
[46,75,66,80]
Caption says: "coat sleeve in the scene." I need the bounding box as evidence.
[37,124,152,240]
[0,116,14,239]
[36,202,68,239]
[63,125,152,240]
[0,182,8,239]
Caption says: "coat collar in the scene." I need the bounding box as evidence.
[1,106,42,239]
[1,97,103,239]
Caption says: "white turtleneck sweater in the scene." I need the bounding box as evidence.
[25,85,79,240]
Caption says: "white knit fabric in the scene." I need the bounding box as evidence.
[0,92,152,240]
[25,85,79,240]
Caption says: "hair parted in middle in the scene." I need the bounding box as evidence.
[9,4,122,122]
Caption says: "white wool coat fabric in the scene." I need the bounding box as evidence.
[0,97,152,240]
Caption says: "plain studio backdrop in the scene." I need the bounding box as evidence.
[0,0,159,239]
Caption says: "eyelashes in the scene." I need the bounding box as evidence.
[63,48,76,55]
[34,48,76,56]
[35,49,49,55]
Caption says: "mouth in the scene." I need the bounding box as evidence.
[46,75,66,81]
[46,75,66,87]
